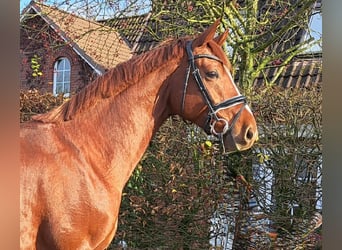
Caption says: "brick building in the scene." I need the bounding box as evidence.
[20,1,132,96]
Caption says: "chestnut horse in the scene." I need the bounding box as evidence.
[20,20,258,249]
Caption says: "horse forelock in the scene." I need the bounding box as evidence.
[32,38,187,123]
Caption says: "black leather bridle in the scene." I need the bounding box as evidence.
[182,40,247,144]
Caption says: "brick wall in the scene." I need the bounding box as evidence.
[20,14,98,95]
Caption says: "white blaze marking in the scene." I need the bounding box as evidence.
[224,66,253,115]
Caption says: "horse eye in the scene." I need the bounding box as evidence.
[206,71,219,79]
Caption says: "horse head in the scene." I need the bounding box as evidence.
[168,19,258,153]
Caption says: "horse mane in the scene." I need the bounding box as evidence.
[32,37,187,123]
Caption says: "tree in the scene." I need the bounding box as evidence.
[150,0,321,89]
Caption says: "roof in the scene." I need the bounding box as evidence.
[253,54,322,88]
[100,13,161,55]
[21,1,133,74]
[100,14,196,55]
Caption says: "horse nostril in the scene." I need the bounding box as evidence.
[245,127,254,141]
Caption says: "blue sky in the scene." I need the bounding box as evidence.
[20,0,31,13]
[20,0,151,18]
[309,12,323,52]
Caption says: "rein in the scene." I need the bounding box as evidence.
[182,40,247,151]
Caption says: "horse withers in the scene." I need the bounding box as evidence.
[20,19,258,249]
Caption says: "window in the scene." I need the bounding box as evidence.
[53,57,71,97]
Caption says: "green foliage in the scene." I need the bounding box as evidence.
[30,54,43,77]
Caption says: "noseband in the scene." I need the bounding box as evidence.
[182,40,247,144]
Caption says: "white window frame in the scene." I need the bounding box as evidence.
[53,57,71,97]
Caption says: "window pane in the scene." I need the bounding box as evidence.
[65,82,70,93]
[64,59,71,70]
[63,71,70,82]
[56,60,64,71]
[56,72,63,82]
[55,83,63,94]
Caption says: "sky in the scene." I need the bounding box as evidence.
[20,0,31,13]
[309,12,323,52]
[20,0,152,18]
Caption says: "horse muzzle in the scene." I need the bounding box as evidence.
[223,122,258,153]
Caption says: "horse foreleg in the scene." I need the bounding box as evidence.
[94,219,118,250]
[20,214,39,250]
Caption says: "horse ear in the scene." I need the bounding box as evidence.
[192,19,221,48]
[214,30,229,46]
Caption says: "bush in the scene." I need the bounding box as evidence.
[20,89,66,122]
[112,86,322,249]
[221,86,322,249]
[112,117,235,249]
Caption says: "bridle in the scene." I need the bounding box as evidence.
[181,40,247,149]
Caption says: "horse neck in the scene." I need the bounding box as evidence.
[66,59,180,191]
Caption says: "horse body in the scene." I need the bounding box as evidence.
[21,56,180,249]
[20,20,258,249]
